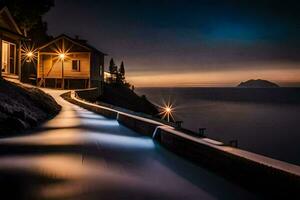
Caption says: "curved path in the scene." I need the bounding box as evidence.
[0,89,259,200]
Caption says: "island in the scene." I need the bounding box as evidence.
[237,79,280,88]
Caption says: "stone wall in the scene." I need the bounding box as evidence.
[117,112,163,137]
[157,127,300,197]
[75,87,100,102]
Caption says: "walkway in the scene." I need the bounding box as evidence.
[0,89,259,199]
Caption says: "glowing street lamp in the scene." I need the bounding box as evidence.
[59,53,65,60]
[23,50,36,63]
[26,51,33,58]
[164,106,173,122]
[21,42,37,64]
[59,53,66,89]
[159,101,175,123]
[25,51,34,63]
[54,42,71,89]
[165,106,172,113]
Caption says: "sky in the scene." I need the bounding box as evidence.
[44,0,300,87]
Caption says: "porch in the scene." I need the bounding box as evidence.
[37,77,90,89]
[37,52,91,89]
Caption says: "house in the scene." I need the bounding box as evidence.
[0,7,106,91]
[36,34,106,89]
[0,6,24,79]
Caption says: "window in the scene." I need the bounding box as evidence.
[72,60,80,71]
[9,44,16,73]
[1,41,16,74]
[2,42,9,72]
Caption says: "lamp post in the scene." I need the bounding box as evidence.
[159,100,175,123]
[23,51,34,83]
[165,106,172,122]
[59,53,65,89]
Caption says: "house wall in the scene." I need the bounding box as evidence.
[36,36,105,89]
[0,14,10,30]
[0,9,19,33]
[0,8,23,79]
[38,52,90,79]
[0,33,21,79]
[0,35,21,77]
[90,52,100,81]
[90,52,105,88]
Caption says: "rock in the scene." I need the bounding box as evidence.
[0,80,61,135]
[5,117,28,131]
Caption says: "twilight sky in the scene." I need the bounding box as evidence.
[44,0,300,87]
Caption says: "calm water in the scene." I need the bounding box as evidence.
[136,87,300,166]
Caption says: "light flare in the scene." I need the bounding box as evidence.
[26,51,33,58]
[158,99,175,122]
[59,53,65,60]
[21,42,38,64]
[52,41,72,62]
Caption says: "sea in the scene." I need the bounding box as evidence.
[136,87,300,166]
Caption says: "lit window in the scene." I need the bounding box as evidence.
[72,60,80,71]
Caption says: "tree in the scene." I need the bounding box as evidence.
[109,58,116,74]
[109,58,117,83]
[1,0,54,43]
[116,61,126,84]
[119,61,125,77]
[27,18,53,44]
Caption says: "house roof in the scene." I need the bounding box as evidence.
[0,6,23,36]
[38,34,107,55]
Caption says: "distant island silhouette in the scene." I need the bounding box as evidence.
[238,79,280,88]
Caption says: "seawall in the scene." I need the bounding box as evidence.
[61,90,300,198]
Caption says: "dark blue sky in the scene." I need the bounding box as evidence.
[44,0,300,87]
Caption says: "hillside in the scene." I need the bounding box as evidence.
[238,79,280,88]
[0,79,61,135]
[98,84,159,116]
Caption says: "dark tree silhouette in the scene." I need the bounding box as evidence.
[119,61,125,77]
[109,58,118,83]
[109,58,116,74]
[109,58,118,74]
[116,61,125,84]
[1,0,54,43]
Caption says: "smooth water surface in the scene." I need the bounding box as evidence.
[137,87,300,165]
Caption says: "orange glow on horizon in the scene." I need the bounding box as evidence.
[127,67,300,87]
